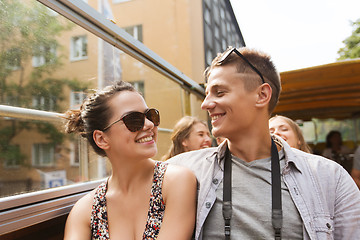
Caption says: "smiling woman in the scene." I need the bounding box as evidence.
[162,116,212,160]
[63,81,196,240]
[269,115,312,153]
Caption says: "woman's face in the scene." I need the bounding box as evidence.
[269,117,300,149]
[182,122,212,152]
[104,91,158,160]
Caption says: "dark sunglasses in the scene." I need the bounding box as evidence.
[103,108,160,132]
[218,47,265,84]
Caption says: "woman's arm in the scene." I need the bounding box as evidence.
[157,165,197,240]
[64,192,93,240]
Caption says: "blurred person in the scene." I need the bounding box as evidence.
[322,130,353,173]
[168,46,360,239]
[63,81,196,240]
[162,116,212,160]
[269,115,311,153]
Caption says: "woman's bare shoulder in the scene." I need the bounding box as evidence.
[164,163,196,182]
[162,163,197,198]
[64,188,97,240]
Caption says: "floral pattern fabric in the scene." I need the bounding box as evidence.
[90,161,168,240]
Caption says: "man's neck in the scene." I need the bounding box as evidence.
[227,130,273,162]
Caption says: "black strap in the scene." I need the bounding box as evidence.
[222,138,282,240]
[222,145,232,240]
[271,138,282,240]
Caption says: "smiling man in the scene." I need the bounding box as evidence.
[167,47,360,240]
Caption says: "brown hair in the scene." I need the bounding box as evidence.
[163,116,209,160]
[205,47,281,114]
[64,81,136,157]
[269,115,312,153]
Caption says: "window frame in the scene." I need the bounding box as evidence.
[113,0,132,4]
[1,0,204,235]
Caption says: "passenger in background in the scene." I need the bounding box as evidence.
[63,81,196,240]
[269,115,312,153]
[162,116,212,160]
[322,130,353,173]
[351,146,360,188]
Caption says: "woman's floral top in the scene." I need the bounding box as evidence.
[90,161,168,239]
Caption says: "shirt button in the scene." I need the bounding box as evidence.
[326,223,331,229]
[212,178,219,184]
[205,202,211,208]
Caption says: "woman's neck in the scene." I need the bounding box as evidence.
[108,158,155,194]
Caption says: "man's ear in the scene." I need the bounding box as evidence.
[93,130,110,150]
[256,83,272,108]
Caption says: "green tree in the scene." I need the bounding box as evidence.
[338,19,360,60]
[0,0,88,167]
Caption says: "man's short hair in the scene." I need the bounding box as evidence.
[204,47,281,114]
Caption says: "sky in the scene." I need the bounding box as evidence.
[229,0,360,72]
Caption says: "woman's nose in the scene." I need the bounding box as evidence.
[143,117,155,130]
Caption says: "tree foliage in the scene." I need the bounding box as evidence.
[0,0,88,166]
[338,19,360,60]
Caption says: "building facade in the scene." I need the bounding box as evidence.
[0,0,244,198]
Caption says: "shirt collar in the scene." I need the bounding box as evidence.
[209,139,228,171]
[212,136,303,173]
[272,135,303,173]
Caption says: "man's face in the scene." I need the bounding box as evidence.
[201,64,259,140]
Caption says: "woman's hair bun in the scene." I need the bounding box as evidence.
[64,109,85,134]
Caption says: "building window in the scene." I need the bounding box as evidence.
[214,25,220,39]
[32,44,57,67]
[5,48,22,70]
[70,142,80,166]
[3,145,21,168]
[220,7,225,20]
[32,96,56,111]
[124,25,143,42]
[32,143,55,167]
[222,39,227,51]
[131,81,144,97]
[70,91,87,109]
[70,35,88,61]
[204,7,211,24]
[206,49,213,66]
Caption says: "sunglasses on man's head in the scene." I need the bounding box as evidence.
[103,108,160,132]
[219,47,265,84]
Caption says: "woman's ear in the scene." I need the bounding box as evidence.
[93,130,110,150]
[256,83,272,108]
[182,139,189,151]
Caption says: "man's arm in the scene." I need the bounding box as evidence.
[351,168,360,189]
[334,168,360,239]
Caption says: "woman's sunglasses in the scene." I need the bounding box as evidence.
[103,108,160,132]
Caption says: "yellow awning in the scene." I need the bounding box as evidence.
[273,58,360,120]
